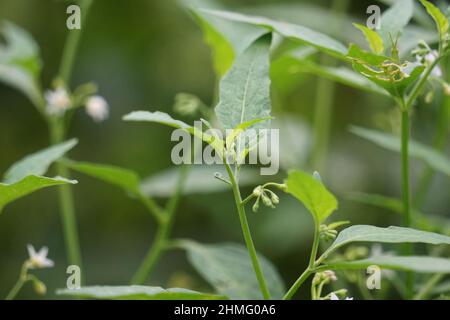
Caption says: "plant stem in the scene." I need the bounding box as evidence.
[224,163,271,300]
[283,223,320,300]
[310,0,350,173]
[50,119,82,268]
[401,108,414,298]
[5,262,29,300]
[47,0,93,269]
[131,166,188,284]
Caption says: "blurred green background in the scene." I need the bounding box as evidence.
[0,0,448,299]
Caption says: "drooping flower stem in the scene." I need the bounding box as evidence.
[5,262,29,300]
[224,162,271,300]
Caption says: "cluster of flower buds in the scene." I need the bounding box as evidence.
[173,93,204,116]
[319,221,349,241]
[251,184,285,212]
[312,270,338,286]
[45,80,109,122]
[413,41,443,78]
[343,246,369,261]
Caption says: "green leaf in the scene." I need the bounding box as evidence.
[379,0,414,48]
[324,225,450,257]
[419,0,449,41]
[285,170,338,224]
[215,33,272,130]
[57,285,226,300]
[123,111,191,129]
[123,111,225,156]
[180,241,285,299]
[325,256,450,273]
[3,139,78,184]
[290,59,389,96]
[64,160,141,195]
[140,165,264,197]
[353,23,384,54]
[201,8,347,58]
[0,175,77,214]
[0,22,43,107]
[187,6,266,77]
[347,44,425,97]
[350,126,450,177]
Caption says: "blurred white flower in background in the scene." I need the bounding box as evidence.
[27,245,54,269]
[85,95,109,122]
[45,87,71,116]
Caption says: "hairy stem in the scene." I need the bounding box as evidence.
[131,166,188,284]
[224,163,271,300]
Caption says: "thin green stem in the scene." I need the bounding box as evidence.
[50,119,82,268]
[414,273,445,300]
[48,0,94,269]
[283,223,320,300]
[59,0,93,83]
[224,162,271,300]
[5,262,29,300]
[131,166,188,284]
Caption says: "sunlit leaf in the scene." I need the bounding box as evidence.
[353,23,384,54]
[419,0,449,42]
[0,176,77,214]
[215,33,272,130]
[57,285,226,300]
[180,241,285,299]
[3,139,78,184]
[285,170,338,224]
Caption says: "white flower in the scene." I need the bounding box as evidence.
[330,293,353,300]
[45,87,71,116]
[85,95,109,122]
[323,270,338,282]
[27,245,54,269]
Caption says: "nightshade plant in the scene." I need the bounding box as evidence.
[3,0,450,300]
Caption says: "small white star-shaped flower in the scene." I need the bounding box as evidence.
[27,245,54,269]
[85,95,109,122]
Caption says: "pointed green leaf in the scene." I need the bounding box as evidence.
[3,139,78,184]
[325,256,450,273]
[353,23,384,54]
[323,225,450,257]
[285,170,338,224]
[215,34,272,130]
[123,111,191,129]
[188,6,266,77]
[57,285,226,300]
[350,126,450,177]
[64,160,141,195]
[419,0,449,41]
[180,241,285,299]
[0,22,43,107]
[201,9,347,58]
[0,175,77,214]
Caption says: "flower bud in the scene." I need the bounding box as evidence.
[33,280,47,295]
